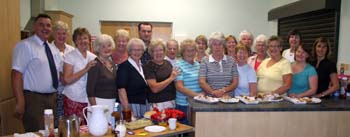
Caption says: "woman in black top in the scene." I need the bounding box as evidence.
[144,39,179,111]
[309,37,339,98]
[116,38,149,118]
[87,34,117,123]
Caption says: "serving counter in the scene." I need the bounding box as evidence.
[189,98,350,137]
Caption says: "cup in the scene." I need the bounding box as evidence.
[122,108,132,122]
[168,118,177,130]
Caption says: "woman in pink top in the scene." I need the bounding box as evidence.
[247,34,268,71]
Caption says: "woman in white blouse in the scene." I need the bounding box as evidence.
[62,27,97,125]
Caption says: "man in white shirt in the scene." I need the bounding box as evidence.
[12,14,61,132]
[164,39,179,66]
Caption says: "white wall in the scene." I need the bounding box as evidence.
[20,0,31,30]
[52,0,271,39]
[20,0,349,69]
[337,0,350,73]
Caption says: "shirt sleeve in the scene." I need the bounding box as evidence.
[231,60,239,77]
[12,42,31,73]
[280,59,292,75]
[199,57,208,78]
[64,52,74,65]
[176,62,184,81]
[143,63,156,80]
[86,60,100,97]
[307,64,318,77]
[248,66,257,83]
[116,63,129,89]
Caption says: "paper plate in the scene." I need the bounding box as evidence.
[144,125,166,133]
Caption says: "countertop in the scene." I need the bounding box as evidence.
[189,97,350,112]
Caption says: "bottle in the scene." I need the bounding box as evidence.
[44,109,54,137]
[340,77,348,99]
[115,120,126,137]
[340,64,345,75]
[111,103,119,133]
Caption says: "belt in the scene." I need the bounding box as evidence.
[23,90,56,95]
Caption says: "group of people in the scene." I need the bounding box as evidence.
[12,14,340,132]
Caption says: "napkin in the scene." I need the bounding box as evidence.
[13,132,40,137]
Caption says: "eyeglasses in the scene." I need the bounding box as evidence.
[130,49,143,52]
[268,45,281,48]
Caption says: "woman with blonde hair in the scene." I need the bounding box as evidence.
[194,35,208,63]
[112,29,129,65]
[257,36,292,94]
[144,39,179,111]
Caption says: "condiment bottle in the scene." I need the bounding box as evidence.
[115,120,126,137]
[44,109,54,137]
[111,103,119,133]
[340,77,348,99]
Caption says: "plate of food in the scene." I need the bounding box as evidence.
[219,96,239,103]
[283,96,321,104]
[236,95,259,104]
[256,93,283,102]
[144,125,166,133]
[194,95,219,103]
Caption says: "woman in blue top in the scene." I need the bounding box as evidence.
[288,44,318,98]
[175,39,202,124]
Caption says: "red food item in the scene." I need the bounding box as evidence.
[150,108,185,121]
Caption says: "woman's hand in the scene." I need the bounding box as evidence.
[85,60,97,70]
[212,88,226,98]
[169,68,180,80]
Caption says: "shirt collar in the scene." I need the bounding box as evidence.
[128,57,142,66]
[209,54,227,62]
[33,34,48,46]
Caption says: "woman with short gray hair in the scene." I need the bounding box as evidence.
[247,34,268,71]
[87,34,117,123]
[117,38,149,118]
[199,32,239,98]
[51,20,75,124]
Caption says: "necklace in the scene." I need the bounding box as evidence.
[99,57,113,72]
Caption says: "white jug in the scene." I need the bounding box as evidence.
[83,105,109,136]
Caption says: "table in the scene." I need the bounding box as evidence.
[9,123,193,137]
[189,97,350,137]
[79,123,193,137]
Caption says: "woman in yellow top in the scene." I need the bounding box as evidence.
[257,36,292,94]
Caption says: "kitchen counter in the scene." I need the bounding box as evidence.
[189,97,350,137]
[189,97,350,112]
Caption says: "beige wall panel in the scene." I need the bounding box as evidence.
[0,0,22,135]
[195,112,350,137]
[101,21,172,42]
[0,0,19,101]
[0,98,24,135]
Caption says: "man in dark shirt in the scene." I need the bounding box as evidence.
[138,22,153,64]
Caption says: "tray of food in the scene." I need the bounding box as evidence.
[236,95,259,104]
[256,93,283,102]
[125,118,153,130]
[219,96,239,103]
[283,96,322,104]
[194,95,219,103]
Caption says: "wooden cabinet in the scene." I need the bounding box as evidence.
[0,0,24,135]
[46,10,74,45]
